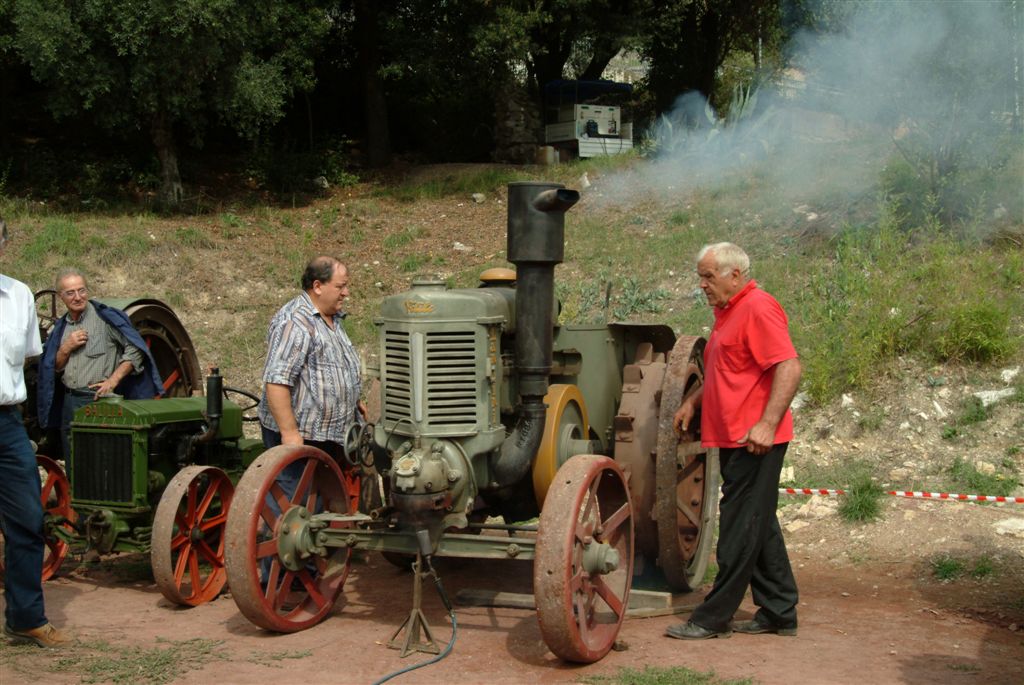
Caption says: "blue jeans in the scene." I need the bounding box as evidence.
[0,405,48,631]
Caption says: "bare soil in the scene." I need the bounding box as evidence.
[3,166,1023,684]
[1,492,1022,685]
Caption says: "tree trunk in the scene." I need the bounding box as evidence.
[579,37,622,81]
[355,0,391,168]
[151,113,183,207]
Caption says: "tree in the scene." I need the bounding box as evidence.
[9,0,328,206]
[642,0,780,114]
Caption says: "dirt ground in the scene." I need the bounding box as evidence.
[2,490,1022,685]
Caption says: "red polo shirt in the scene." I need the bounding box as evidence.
[701,279,797,448]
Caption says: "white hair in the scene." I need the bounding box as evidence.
[696,242,750,278]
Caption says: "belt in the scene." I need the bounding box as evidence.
[0,404,19,412]
[65,387,95,398]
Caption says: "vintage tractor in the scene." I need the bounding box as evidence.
[223,182,719,663]
[4,294,267,607]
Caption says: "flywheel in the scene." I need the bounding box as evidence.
[654,336,720,592]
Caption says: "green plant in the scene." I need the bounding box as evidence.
[174,226,214,248]
[400,254,428,272]
[49,638,225,685]
[942,457,1019,498]
[970,554,995,579]
[612,277,669,320]
[837,470,884,523]
[22,218,82,262]
[931,554,966,581]
[221,212,243,228]
[942,396,996,441]
[382,226,423,250]
[584,665,752,685]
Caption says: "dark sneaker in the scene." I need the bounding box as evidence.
[3,622,72,648]
[665,620,732,640]
[732,619,797,636]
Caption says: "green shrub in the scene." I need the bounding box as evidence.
[837,470,884,523]
[931,554,966,581]
[929,302,1014,362]
[942,456,1019,498]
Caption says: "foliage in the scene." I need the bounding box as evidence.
[837,469,884,523]
[931,553,998,583]
[789,219,1022,403]
[47,638,225,685]
[380,167,526,203]
[940,457,1019,498]
[584,665,752,685]
[8,0,328,201]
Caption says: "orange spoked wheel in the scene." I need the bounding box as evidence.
[225,445,356,633]
[1,455,75,582]
[152,465,234,606]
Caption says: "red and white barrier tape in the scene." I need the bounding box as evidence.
[780,487,1024,504]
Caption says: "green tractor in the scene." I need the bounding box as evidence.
[224,182,719,663]
[7,296,266,607]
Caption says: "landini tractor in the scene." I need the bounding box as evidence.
[223,182,719,663]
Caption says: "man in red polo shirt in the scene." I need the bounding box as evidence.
[666,242,802,640]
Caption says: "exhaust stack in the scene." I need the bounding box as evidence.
[491,182,580,485]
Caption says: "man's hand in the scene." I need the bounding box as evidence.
[63,330,88,352]
[673,399,695,436]
[357,400,368,422]
[280,428,304,446]
[89,378,118,398]
[738,420,774,455]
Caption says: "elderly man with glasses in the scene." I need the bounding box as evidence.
[36,268,163,459]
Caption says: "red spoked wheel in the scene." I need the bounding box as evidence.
[225,445,357,633]
[152,465,234,606]
[1,455,75,581]
[534,454,634,663]
[39,455,75,580]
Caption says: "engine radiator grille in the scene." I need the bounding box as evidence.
[72,431,134,503]
[383,329,480,433]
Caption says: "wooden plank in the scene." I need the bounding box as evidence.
[454,588,698,619]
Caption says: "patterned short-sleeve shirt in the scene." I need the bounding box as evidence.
[258,291,362,443]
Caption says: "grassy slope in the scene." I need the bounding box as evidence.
[1,150,1022,405]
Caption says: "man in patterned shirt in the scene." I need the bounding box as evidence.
[258,255,366,455]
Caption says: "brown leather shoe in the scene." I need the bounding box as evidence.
[3,622,72,648]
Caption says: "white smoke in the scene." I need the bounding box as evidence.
[592,1,1021,222]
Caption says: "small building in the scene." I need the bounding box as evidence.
[542,80,634,159]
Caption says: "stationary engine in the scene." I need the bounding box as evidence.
[224,182,720,665]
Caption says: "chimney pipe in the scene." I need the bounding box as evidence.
[491,182,579,485]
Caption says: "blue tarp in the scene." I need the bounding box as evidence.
[543,79,633,106]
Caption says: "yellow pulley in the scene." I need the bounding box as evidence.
[532,384,591,509]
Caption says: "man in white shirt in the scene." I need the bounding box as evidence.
[0,219,70,648]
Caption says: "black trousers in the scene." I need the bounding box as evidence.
[689,443,799,632]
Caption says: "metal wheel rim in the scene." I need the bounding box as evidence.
[38,455,74,581]
[534,454,634,663]
[654,336,720,592]
[225,445,355,633]
[532,384,591,509]
[152,465,233,606]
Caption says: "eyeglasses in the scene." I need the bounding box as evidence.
[61,287,89,299]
